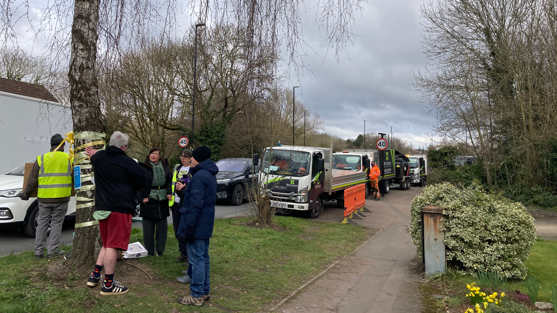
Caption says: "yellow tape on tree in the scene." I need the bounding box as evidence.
[74,220,99,228]
[73,132,106,140]
[76,202,95,209]
[80,185,95,191]
[75,140,106,152]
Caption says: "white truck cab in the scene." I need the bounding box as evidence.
[407,155,428,187]
[258,145,367,218]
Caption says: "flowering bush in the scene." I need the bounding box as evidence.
[410,182,536,278]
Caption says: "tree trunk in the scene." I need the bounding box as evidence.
[66,0,104,272]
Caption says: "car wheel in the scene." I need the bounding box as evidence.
[24,202,51,238]
[307,197,322,218]
[229,184,245,206]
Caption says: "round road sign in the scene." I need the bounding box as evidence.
[376,138,388,150]
[178,136,189,147]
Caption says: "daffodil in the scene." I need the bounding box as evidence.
[501,292,505,297]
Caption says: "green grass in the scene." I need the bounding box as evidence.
[434,239,557,311]
[0,216,369,312]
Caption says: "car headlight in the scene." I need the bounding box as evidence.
[0,189,22,198]
[299,186,308,196]
[217,178,231,184]
[296,195,307,203]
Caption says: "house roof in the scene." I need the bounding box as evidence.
[0,77,59,103]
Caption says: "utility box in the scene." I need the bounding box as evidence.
[421,205,445,277]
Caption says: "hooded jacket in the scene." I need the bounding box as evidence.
[177,159,219,240]
[137,159,172,220]
[91,146,147,214]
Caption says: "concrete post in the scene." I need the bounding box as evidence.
[421,205,446,277]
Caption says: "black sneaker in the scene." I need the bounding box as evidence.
[100,281,129,296]
[35,254,44,259]
[176,254,188,263]
[87,273,101,287]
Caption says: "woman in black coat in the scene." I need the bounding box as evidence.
[137,147,172,256]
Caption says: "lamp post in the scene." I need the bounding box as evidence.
[191,22,206,149]
[304,109,307,146]
[364,119,367,150]
[292,86,299,146]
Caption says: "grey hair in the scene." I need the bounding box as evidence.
[182,148,193,158]
[109,131,129,148]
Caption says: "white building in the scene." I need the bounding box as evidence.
[0,77,72,174]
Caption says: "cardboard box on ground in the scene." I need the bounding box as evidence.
[22,163,76,197]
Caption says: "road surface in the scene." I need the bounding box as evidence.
[0,201,251,257]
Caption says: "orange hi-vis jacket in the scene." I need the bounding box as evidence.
[369,165,380,180]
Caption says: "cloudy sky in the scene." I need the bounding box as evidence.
[6,0,438,149]
[291,0,437,149]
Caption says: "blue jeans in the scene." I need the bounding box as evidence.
[186,239,210,297]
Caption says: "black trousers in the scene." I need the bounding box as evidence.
[172,203,188,254]
[142,217,168,255]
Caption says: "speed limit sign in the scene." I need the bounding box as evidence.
[376,138,388,150]
[178,136,189,147]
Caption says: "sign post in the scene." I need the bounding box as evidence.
[376,138,388,151]
[178,136,189,148]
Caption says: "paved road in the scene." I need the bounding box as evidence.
[0,201,251,257]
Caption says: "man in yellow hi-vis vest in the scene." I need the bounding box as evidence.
[21,134,72,259]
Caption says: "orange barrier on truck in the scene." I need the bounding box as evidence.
[342,183,367,224]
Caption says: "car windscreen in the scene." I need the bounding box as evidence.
[6,163,26,176]
[216,160,248,173]
[332,155,362,171]
[261,150,310,177]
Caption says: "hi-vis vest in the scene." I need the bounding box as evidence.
[37,151,72,198]
[369,165,380,180]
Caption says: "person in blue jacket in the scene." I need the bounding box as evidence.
[176,146,218,307]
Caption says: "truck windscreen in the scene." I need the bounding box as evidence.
[261,150,311,177]
[408,158,419,169]
[332,155,361,171]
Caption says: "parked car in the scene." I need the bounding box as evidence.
[215,158,258,205]
[0,163,76,237]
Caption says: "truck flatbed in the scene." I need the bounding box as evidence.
[330,169,367,191]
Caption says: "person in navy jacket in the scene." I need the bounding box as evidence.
[176,146,218,307]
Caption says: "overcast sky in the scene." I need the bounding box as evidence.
[6,0,438,149]
[291,0,437,149]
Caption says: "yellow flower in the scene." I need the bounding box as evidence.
[493,292,498,296]
[501,292,505,297]
[467,284,471,289]
[488,299,493,303]
[484,302,488,308]
[476,303,480,309]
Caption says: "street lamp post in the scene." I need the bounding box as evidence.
[304,110,307,146]
[191,22,206,149]
[292,86,299,146]
[364,119,367,150]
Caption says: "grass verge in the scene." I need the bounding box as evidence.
[430,239,557,312]
[0,216,370,313]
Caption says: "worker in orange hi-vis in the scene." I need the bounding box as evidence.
[369,161,381,201]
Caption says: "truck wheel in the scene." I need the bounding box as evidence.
[307,197,323,218]
[229,184,245,206]
[384,182,390,194]
[419,179,424,187]
[406,180,411,190]
[24,202,50,238]
[365,183,370,198]
[336,199,344,209]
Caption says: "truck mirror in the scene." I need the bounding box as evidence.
[317,158,325,172]
[252,154,259,169]
[364,159,370,168]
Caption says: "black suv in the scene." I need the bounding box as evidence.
[215,158,257,205]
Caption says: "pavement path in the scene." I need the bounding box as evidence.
[277,187,424,313]
[0,201,251,257]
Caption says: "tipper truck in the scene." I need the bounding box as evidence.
[257,145,367,218]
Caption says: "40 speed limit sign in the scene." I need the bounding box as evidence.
[376,138,388,150]
[178,136,189,147]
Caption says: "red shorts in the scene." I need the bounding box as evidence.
[99,212,132,251]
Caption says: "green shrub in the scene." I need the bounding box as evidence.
[410,182,536,278]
